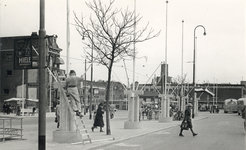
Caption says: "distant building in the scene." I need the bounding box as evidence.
[137,64,246,109]
[137,82,246,109]
[77,80,126,110]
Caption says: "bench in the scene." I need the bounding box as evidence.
[21,109,34,116]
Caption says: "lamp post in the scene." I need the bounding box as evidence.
[192,25,206,118]
[180,20,184,111]
[82,30,94,120]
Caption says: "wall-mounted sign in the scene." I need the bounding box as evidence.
[14,38,39,70]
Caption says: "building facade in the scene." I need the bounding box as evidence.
[0,33,64,112]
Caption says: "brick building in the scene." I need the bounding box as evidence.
[0,33,64,112]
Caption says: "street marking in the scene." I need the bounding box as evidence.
[155,131,171,134]
[114,142,140,147]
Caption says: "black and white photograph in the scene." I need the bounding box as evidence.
[0,0,245,150]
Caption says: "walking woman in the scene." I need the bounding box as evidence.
[91,103,104,132]
[179,103,198,137]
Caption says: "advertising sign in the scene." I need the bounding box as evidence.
[14,38,39,70]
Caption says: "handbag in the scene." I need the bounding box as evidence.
[180,121,189,130]
[55,117,58,123]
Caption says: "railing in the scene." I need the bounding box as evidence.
[0,117,23,142]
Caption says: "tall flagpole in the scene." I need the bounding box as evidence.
[164,0,169,117]
[159,0,169,123]
[133,0,136,91]
[66,0,70,74]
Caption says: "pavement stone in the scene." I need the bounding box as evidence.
[0,111,208,150]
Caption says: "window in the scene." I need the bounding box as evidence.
[5,54,13,61]
[3,89,9,95]
[6,70,12,75]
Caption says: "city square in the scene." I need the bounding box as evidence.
[0,0,245,150]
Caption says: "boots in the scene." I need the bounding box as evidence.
[179,129,184,137]
[190,128,198,136]
[100,127,104,132]
[76,111,83,118]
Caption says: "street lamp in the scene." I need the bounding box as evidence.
[82,29,94,120]
[192,25,206,118]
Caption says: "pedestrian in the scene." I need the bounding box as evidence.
[32,106,36,116]
[6,103,11,115]
[91,103,104,132]
[179,103,198,137]
[55,101,61,128]
[65,70,83,118]
[16,105,21,116]
[3,103,7,115]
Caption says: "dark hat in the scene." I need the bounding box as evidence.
[69,70,76,75]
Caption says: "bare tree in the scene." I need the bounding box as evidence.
[173,74,190,110]
[74,0,160,135]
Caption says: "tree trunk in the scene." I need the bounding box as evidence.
[105,64,113,135]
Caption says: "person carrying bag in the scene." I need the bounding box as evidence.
[179,103,198,137]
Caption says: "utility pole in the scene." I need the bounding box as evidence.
[38,0,46,149]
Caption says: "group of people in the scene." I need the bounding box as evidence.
[2,103,12,115]
[55,70,105,132]
[2,103,36,116]
[209,105,220,113]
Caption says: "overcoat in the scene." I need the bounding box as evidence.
[183,108,193,128]
[93,106,104,127]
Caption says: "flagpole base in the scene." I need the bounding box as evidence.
[158,117,172,123]
[124,121,142,129]
[53,131,81,143]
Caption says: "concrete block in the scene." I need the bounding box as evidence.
[53,130,82,143]
[158,117,172,123]
[124,121,142,129]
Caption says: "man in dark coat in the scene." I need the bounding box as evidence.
[91,103,104,132]
[179,103,198,137]
[3,103,7,114]
[6,103,11,115]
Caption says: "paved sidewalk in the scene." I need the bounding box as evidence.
[0,111,208,150]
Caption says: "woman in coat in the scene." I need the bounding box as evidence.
[91,103,104,132]
[179,103,198,137]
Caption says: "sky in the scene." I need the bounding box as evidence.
[0,0,245,86]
